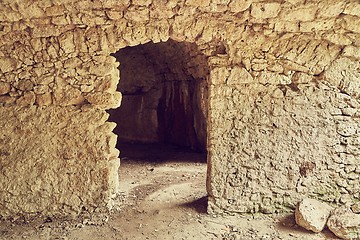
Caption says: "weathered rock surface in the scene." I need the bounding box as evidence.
[352,202,360,214]
[295,198,333,233]
[0,0,359,219]
[0,105,119,219]
[327,208,360,240]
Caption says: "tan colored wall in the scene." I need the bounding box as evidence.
[0,106,119,218]
[0,0,359,219]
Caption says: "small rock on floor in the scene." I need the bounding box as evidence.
[327,207,360,240]
[295,198,333,233]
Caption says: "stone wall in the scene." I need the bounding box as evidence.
[0,106,119,219]
[0,0,359,219]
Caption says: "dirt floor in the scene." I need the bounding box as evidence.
[0,143,340,240]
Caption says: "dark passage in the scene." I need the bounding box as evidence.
[108,40,209,158]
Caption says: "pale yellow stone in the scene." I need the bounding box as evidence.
[124,6,149,22]
[80,84,94,93]
[343,15,360,33]
[228,0,251,12]
[0,82,11,95]
[317,1,345,18]
[64,57,83,69]
[33,85,49,95]
[51,15,70,25]
[257,71,291,85]
[210,67,230,85]
[251,3,281,19]
[284,0,305,4]
[106,10,123,20]
[280,5,317,22]
[343,45,360,59]
[131,25,151,44]
[44,5,66,17]
[16,80,34,91]
[58,31,76,54]
[327,208,360,240]
[267,64,284,73]
[89,62,116,76]
[324,33,353,45]
[352,202,360,213]
[96,76,117,92]
[343,2,360,17]
[85,91,122,109]
[292,72,313,84]
[132,0,152,6]
[54,86,85,106]
[299,19,335,32]
[227,66,253,84]
[30,38,43,52]
[16,91,36,106]
[0,57,17,73]
[295,198,333,233]
[36,92,53,106]
[274,21,299,32]
[100,0,126,8]
[281,60,310,73]
[19,2,44,19]
[211,0,230,4]
[73,29,88,53]
[185,0,210,7]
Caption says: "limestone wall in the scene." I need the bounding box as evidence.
[0,0,359,219]
[0,106,119,219]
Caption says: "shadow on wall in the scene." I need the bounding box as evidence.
[107,39,210,153]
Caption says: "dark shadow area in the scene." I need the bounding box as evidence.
[108,39,209,162]
[118,142,206,164]
[179,196,208,214]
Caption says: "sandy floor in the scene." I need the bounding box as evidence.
[0,143,340,240]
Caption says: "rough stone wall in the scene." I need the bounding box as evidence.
[0,106,119,219]
[0,0,359,218]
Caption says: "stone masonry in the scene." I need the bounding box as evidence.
[0,0,359,219]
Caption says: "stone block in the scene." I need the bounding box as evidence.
[0,82,10,95]
[0,57,17,73]
[227,66,253,84]
[58,31,76,54]
[280,5,317,22]
[36,92,53,106]
[344,2,360,17]
[327,208,360,240]
[228,0,251,13]
[185,0,210,7]
[251,3,281,19]
[16,91,36,106]
[295,198,333,233]
[54,86,85,106]
[343,46,360,59]
[85,91,122,109]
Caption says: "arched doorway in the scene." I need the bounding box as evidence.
[108,39,209,156]
[107,39,210,212]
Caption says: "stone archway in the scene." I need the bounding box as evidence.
[108,39,209,153]
[1,0,359,221]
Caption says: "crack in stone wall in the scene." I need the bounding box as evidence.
[0,0,359,219]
